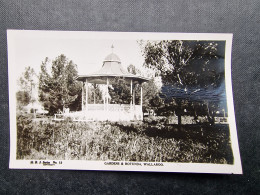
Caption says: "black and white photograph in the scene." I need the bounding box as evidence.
[8,30,242,173]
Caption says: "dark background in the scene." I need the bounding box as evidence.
[0,0,259,194]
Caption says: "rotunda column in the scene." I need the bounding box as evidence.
[85,79,88,111]
[130,79,133,107]
[82,81,85,111]
[106,77,109,111]
[140,83,143,111]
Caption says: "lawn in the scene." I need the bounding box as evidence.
[16,114,233,164]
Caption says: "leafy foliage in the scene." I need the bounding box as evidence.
[128,64,163,111]
[16,115,233,164]
[17,66,37,109]
[90,84,103,104]
[18,66,37,92]
[16,91,30,108]
[143,40,222,88]
[127,64,141,75]
[142,78,163,111]
[38,55,81,115]
[109,77,132,104]
[141,40,225,124]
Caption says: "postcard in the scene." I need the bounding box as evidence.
[8,30,242,174]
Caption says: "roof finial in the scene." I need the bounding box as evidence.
[111,44,114,53]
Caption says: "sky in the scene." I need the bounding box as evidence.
[11,31,145,80]
[9,30,231,82]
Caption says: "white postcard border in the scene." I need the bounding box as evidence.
[8,30,242,174]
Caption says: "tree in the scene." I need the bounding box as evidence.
[16,91,30,109]
[83,83,103,105]
[128,64,163,112]
[107,64,162,109]
[108,77,132,104]
[142,40,224,124]
[38,55,81,115]
[127,64,141,75]
[141,78,163,112]
[17,66,37,111]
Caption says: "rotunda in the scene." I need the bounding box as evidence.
[76,48,149,121]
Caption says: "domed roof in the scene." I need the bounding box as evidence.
[77,50,149,84]
[104,53,121,63]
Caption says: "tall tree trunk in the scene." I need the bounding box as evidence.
[206,101,215,125]
[94,89,96,104]
[176,99,182,125]
[178,115,182,125]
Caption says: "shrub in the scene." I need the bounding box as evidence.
[16,115,233,164]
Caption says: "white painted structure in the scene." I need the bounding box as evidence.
[75,49,149,121]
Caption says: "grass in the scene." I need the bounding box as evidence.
[16,114,233,164]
